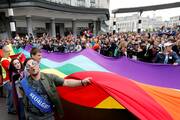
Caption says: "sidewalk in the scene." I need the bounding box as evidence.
[0,98,16,120]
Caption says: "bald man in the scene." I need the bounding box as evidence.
[1,45,15,114]
[1,45,26,114]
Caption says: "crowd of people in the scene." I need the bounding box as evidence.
[0,27,180,120]
[1,28,180,65]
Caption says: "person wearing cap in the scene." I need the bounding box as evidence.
[153,42,180,65]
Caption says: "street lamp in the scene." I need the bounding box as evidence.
[113,13,116,34]
[7,0,16,39]
[137,10,143,33]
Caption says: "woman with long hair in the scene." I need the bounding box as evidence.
[9,58,26,120]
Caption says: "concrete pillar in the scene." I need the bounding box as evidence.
[93,20,97,36]
[59,23,64,37]
[96,20,101,34]
[113,14,116,34]
[72,20,77,36]
[51,18,56,38]
[26,16,33,34]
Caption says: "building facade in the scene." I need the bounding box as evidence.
[170,16,180,27]
[110,14,163,33]
[0,0,109,39]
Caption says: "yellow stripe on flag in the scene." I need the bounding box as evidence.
[95,96,125,109]
[41,69,67,78]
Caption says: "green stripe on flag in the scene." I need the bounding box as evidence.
[56,63,85,75]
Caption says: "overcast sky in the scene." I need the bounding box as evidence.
[109,0,180,21]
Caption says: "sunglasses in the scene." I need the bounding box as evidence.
[25,61,38,70]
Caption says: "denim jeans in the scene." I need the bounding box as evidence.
[0,86,3,97]
[18,98,26,120]
[4,82,14,112]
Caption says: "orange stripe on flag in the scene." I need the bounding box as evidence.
[137,83,180,120]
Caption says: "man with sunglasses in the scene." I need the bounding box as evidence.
[20,58,91,120]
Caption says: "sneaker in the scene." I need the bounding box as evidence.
[8,111,16,115]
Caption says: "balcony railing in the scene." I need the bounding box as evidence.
[0,0,106,8]
[46,0,98,8]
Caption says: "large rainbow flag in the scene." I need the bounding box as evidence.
[10,45,180,120]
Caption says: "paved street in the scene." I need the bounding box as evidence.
[0,98,16,120]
